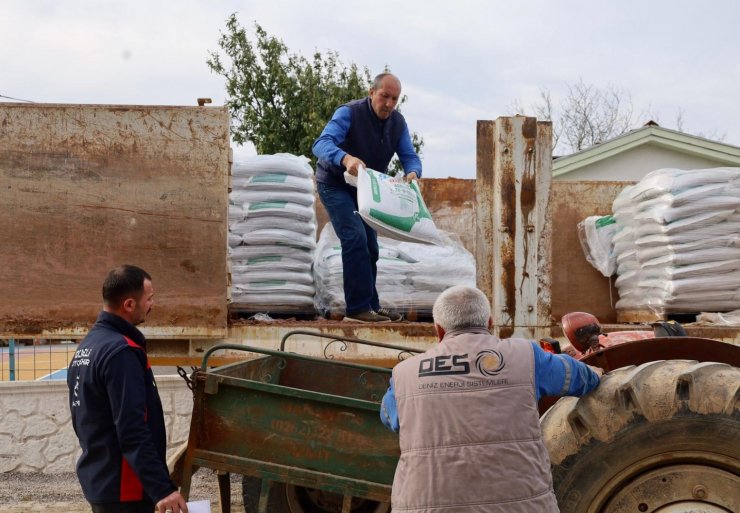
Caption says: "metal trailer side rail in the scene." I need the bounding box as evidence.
[278,329,424,360]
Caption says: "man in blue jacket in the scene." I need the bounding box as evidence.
[68,265,187,513]
[313,73,422,323]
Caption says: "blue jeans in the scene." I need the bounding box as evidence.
[317,181,380,315]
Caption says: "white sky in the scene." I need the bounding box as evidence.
[2,0,739,178]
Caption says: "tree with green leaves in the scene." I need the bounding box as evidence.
[208,14,422,173]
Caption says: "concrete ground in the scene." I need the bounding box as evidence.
[0,503,246,513]
[0,470,245,513]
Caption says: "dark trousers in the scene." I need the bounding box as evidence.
[317,181,380,315]
[91,500,154,513]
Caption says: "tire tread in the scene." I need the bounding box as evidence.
[542,360,740,513]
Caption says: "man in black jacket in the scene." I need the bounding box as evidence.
[68,265,187,513]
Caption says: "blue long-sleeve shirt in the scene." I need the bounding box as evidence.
[312,105,422,177]
[380,341,600,432]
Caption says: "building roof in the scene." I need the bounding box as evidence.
[552,124,740,177]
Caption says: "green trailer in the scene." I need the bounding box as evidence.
[179,336,420,513]
[177,330,740,513]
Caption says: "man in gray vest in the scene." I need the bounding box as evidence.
[381,285,602,512]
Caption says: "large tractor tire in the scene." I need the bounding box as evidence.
[242,476,390,513]
[541,360,740,513]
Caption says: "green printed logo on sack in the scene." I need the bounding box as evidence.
[250,174,289,184]
[248,201,288,211]
[596,215,616,228]
[370,171,382,202]
[359,168,441,244]
[247,256,282,264]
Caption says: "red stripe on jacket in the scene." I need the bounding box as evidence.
[119,335,151,500]
[120,457,144,501]
[123,335,151,369]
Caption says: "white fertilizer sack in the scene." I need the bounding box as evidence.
[577,215,617,276]
[232,257,311,274]
[231,292,315,306]
[233,173,315,193]
[232,154,313,178]
[231,189,315,207]
[228,204,244,223]
[231,217,316,236]
[243,200,315,221]
[243,228,316,250]
[629,167,740,202]
[232,280,315,296]
[356,167,441,245]
[231,270,314,286]
[228,233,243,248]
[230,244,314,263]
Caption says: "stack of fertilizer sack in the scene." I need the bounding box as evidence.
[611,167,740,314]
[313,223,476,318]
[228,154,317,310]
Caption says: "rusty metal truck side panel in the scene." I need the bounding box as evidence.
[0,103,230,337]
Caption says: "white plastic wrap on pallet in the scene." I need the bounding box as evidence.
[611,167,740,314]
[313,223,475,316]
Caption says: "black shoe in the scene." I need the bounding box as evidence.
[343,310,391,323]
[377,308,404,322]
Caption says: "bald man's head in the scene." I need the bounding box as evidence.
[369,73,402,120]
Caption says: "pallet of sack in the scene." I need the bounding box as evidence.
[610,167,740,318]
[313,223,476,321]
[228,154,318,313]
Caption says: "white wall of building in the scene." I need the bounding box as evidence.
[554,144,724,181]
[0,376,192,473]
